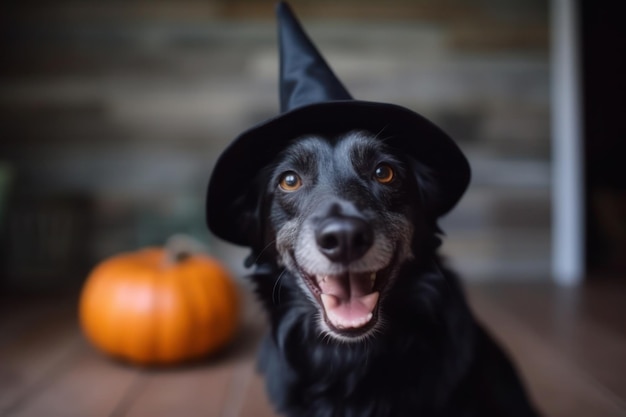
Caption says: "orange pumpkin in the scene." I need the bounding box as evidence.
[79,236,239,365]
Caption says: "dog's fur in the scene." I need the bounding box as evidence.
[229,131,539,417]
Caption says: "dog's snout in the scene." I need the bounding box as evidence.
[315,217,374,263]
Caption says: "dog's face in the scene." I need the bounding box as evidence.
[251,130,436,342]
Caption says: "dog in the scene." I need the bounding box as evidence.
[206,3,541,416]
[220,130,541,417]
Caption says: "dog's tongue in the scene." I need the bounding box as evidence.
[317,273,379,329]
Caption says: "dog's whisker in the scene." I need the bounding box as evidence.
[372,124,391,142]
[272,269,288,305]
[252,239,278,265]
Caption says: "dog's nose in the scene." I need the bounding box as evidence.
[315,217,374,263]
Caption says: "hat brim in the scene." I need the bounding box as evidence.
[206,100,470,246]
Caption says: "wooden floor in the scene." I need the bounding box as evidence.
[1,281,626,417]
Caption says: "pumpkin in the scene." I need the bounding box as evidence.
[79,235,239,366]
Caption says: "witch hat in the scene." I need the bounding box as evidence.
[206,2,470,247]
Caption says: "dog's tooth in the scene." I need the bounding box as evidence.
[346,313,373,329]
[329,313,344,329]
[352,314,372,329]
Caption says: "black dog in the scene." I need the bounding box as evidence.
[224,131,539,417]
[206,3,541,416]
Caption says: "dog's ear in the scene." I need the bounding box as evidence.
[227,169,275,267]
[230,187,262,245]
[408,157,445,251]
[408,157,445,219]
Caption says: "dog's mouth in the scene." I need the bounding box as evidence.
[299,267,390,335]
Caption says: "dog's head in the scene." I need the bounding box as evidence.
[205,2,471,345]
[226,130,444,341]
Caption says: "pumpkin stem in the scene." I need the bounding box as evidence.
[164,234,208,266]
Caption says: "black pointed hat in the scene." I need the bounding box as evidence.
[207,2,470,247]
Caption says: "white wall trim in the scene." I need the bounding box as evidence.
[550,0,585,285]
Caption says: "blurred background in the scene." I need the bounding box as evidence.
[0,0,556,290]
[0,0,625,416]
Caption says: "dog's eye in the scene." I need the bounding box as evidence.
[279,171,303,192]
[374,164,395,184]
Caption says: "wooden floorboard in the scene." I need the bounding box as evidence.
[0,295,74,350]
[579,281,626,338]
[1,282,625,417]
[120,362,236,417]
[468,287,626,417]
[0,300,82,415]
[468,283,626,402]
[7,343,140,417]
[238,371,278,417]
